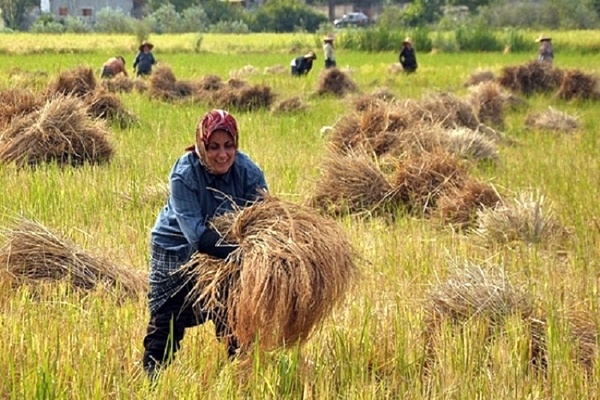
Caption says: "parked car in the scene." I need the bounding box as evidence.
[334,12,369,28]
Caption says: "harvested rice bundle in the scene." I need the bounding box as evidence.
[0,218,147,297]
[498,62,563,96]
[229,65,258,78]
[120,182,170,206]
[211,84,275,111]
[441,127,499,162]
[227,78,249,89]
[475,192,567,245]
[149,65,193,101]
[271,96,307,114]
[310,149,395,215]
[46,66,97,98]
[405,92,480,130]
[556,69,600,100]
[525,107,579,134]
[437,179,502,229]
[316,68,359,97]
[565,311,598,372]
[185,194,358,349]
[0,88,42,129]
[264,64,287,75]
[0,95,113,167]
[132,77,148,93]
[198,74,224,91]
[467,81,510,128]
[99,74,134,93]
[330,107,410,156]
[464,70,495,87]
[390,151,468,215]
[85,89,138,128]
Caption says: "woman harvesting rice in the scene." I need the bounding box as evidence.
[142,109,268,379]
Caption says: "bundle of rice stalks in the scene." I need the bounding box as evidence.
[371,88,396,101]
[8,68,49,91]
[211,84,275,111]
[198,74,224,91]
[424,262,535,366]
[149,65,193,101]
[556,69,600,100]
[0,88,42,129]
[441,127,499,162]
[132,78,148,93]
[565,311,598,372]
[120,182,170,206]
[316,68,359,97]
[467,81,511,128]
[349,94,389,112]
[0,95,113,167]
[390,152,468,215]
[498,62,563,96]
[0,218,147,298]
[271,96,307,114]
[309,149,395,216]
[437,179,502,229]
[229,65,258,78]
[99,74,134,93]
[184,194,358,349]
[330,106,410,156]
[464,70,495,87]
[264,64,287,75]
[406,92,480,130]
[475,192,567,245]
[85,89,138,128]
[227,78,249,89]
[524,107,579,134]
[46,66,97,98]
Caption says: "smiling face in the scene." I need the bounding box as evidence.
[205,130,236,175]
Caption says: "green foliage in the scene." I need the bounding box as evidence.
[455,22,502,52]
[0,0,36,29]
[445,0,493,13]
[412,26,432,53]
[208,20,250,34]
[504,28,535,53]
[147,3,182,33]
[132,19,151,45]
[193,33,203,52]
[95,8,135,33]
[29,17,65,33]
[63,16,90,33]
[148,0,196,13]
[336,27,404,52]
[247,0,327,33]
[402,0,444,27]
[201,0,245,24]
[377,5,406,30]
[432,30,459,52]
[180,6,210,33]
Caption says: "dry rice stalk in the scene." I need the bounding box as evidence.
[349,93,392,112]
[467,81,510,128]
[210,84,275,111]
[120,181,170,206]
[464,70,495,87]
[271,96,307,114]
[184,194,358,349]
[0,95,114,167]
[498,62,563,96]
[525,107,579,134]
[229,65,259,78]
[310,149,395,216]
[0,218,147,297]
[390,152,468,215]
[437,179,502,229]
[556,69,600,100]
[149,65,194,101]
[227,78,249,89]
[264,64,287,75]
[0,88,42,129]
[316,68,359,97]
[197,74,224,91]
[132,78,148,93]
[405,93,480,130]
[85,89,138,128]
[440,127,499,162]
[46,66,97,98]
[475,191,567,245]
[99,74,134,93]
[565,310,598,372]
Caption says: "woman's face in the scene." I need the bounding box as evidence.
[205,130,236,175]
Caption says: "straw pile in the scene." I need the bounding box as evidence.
[525,107,579,134]
[0,218,148,297]
[198,74,224,91]
[475,192,567,245]
[149,65,193,101]
[85,89,137,128]
[316,68,359,97]
[46,66,97,98]
[464,70,495,87]
[271,96,307,114]
[440,127,499,162]
[405,93,481,130]
[466,81,509,128]
[99,74,134,93]
[0,95,114,167]
[210,84,275,111]
[184,194,358,349]
[556,69,600,100]
[498,62,563,96]
[565,311,598,372]
[437,180,502,229]
[264,64,287,75]
[310,150,394,216]
[0,88,42,129]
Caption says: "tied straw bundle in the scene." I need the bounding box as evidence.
[183,194,358,350]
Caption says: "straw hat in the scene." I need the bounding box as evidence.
[403,37,412,45]
[304,51,317,59]
[139,40,154,51]
[323,35,335,42]
[536,34,551,42]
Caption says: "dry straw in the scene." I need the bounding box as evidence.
[183,194,358,350]
[99,74,134,93]
[525,106,579,134]
[464,70,495,87]
[0,88,42,130]
[466,81,510,128]
[316,68,359,97]
[210,84,275,111]
[46,66,97,98]
[149,65,193,101]
[404,92,481,130]
[85,88,137,128]
[0,218,147,297]
[271,96,307,114]
[440,127,499,162]
[556,69,600,100]
[437,179,502,229]
[0,95,114,167]
[498,61,563,96]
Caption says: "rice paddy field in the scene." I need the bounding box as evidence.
[1,32,600,398]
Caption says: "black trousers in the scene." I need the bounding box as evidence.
[325,59,337,69]
[142,281,238,372]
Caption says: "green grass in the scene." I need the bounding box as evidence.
[1,33,600,398]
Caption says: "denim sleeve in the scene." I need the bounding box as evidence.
[170,174,207,250]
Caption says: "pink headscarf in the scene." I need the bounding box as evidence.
[186,109,239,172]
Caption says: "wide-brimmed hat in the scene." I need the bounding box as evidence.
[139,40,154,51]
[304,51,317,59]
[403,37,412,45]
[536,34,551,42]
[323,35,335,42]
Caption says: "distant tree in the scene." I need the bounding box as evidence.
[0,0,36,29]
[402,0,444,26]
[148,0,198,13]
[445,0,494,13]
